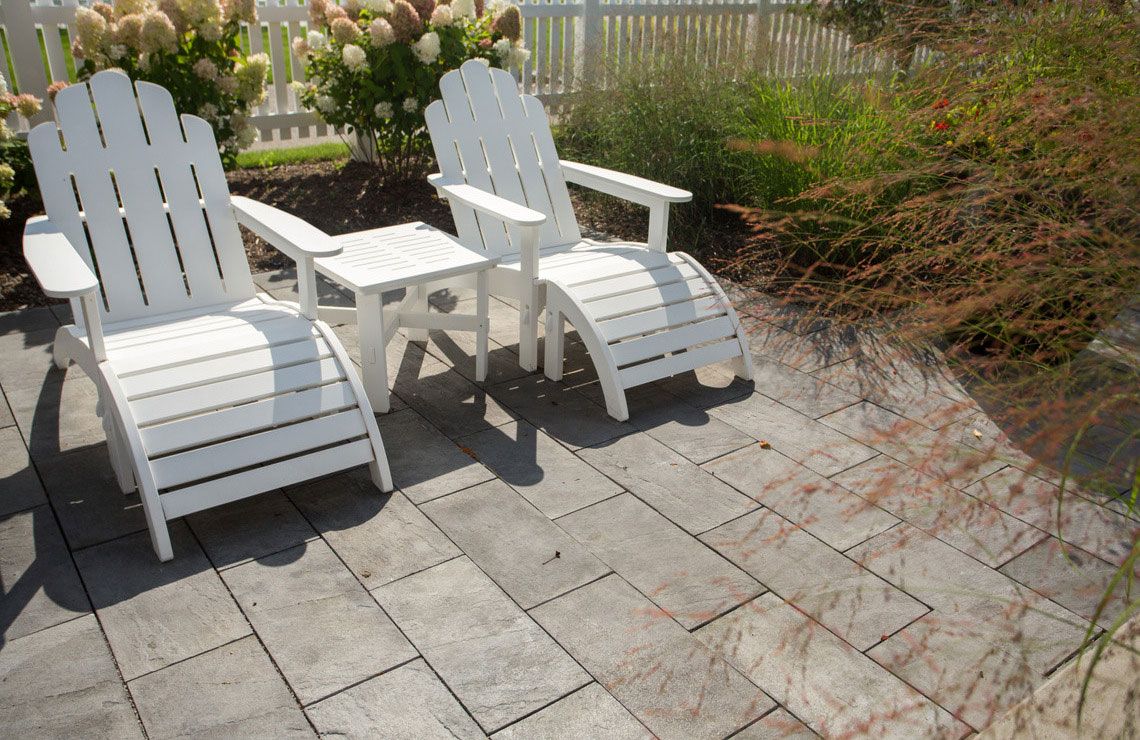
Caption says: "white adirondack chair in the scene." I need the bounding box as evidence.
[23,71,392,561]
[424,60,753,421]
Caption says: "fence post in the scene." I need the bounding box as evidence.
[750,0,771,75]
[1,0,52,123]
[575,0,602,88]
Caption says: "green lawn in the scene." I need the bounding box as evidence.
[233,140,350,169]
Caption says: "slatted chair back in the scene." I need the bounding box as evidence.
[425,60,581,259]
[28,70,255,327]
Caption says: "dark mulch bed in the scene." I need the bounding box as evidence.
[2,158,704,311]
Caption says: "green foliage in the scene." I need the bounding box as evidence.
[233,141,351,170]
[73,0,269,166]
[555,56,887,246]
[294,0,528,180]
[0,85,41,219]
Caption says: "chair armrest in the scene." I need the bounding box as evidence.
[230,196,342,261]
[23,217,99,299]
[427,174,547,228]
[560,161,692,207]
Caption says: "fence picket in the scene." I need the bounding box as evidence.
[0,0,916,137]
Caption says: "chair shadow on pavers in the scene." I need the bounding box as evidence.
[0,501,91,651]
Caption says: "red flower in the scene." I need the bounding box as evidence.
[932,98,950,110]
[933,121,949,131]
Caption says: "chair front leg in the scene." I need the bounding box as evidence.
[516,225,541,372]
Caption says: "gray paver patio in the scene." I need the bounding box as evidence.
[0,285,1131,738]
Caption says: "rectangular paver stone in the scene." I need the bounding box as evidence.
[395,361,516,439]
[374,556,590,733]
[422,480,609,609]
[491,374,633,450]
[735,709,816,739]
[751,356,861,419]
[221,539,417,705]
[288,473,459,588]
[0,425,46,516]
[188,491,317,569]
[820,402,1005,488]
[833,457,1046,567]
[625,388,756,464]
[696,594,967,738]
[703,445,897,551]
[578,432,757,535]
[377,409,495,504]
[459,420,622,518]
[74,521,250,680]
[531,574,773,740]
[1000,536,1135,630]
[37,444,146,550]
[965,467,1138,567]
[701,508,927,651]
[709,393,876,477]
[492,683,653,739]
[1,505,90,640]
[557,494,763,629]
[129,635,313,739]
[306,659,485,739]
[0,614,141,738]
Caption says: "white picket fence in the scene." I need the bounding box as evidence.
[0,0,907,141]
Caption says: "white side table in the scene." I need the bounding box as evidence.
[314,222,498,412]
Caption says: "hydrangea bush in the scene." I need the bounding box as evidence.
[73,0,269,164]
[293,0,529,179]
[0,77,42,219]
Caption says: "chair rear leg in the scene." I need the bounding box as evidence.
[544,308,565,381]
[52,326,74,369]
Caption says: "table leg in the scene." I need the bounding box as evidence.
[407,284,429,342]
[475,271,489,383]
[356,291,390,413]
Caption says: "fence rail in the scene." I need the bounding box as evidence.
[0,0,908,140]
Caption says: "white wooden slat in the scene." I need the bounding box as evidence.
[589,276,716,321]
[41,23,69,83]
[140,381,358,456]
[610,314,736,366]
[181,115,257,299]
[434,71,511,255]
[53,82,148,317]
[618,338,743,388]
[134,83,232,308]
[121,336,333,399]
[537,250,652,282]
[159,439,375,519]
[151,409,366,489]
[572,261,700,301]
[267,20,291,139]
[598,297,727,342]
[112,316,319,375]
[102,305,294,348]
[89,73,194,315]
[132,356,345,426]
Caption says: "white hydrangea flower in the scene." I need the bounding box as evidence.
[307,30,327,50]
[450,0,475,19]
[485,0,508,16]
[429,4,452,26]
[199,102,219,121]
[342,43,367,71]
[316,94,337,113]
[310,75,323,88]
[412,31,440,64]
[374,101,393,118]
[363,0,392,13]
[289,80,307,96]
[493,37,510,59]
[109,44,128,60]
[402,97,417,113]
[507,42,530,69]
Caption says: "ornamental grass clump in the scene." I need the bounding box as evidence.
[72,0,268,164]
[293,0,529,180]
